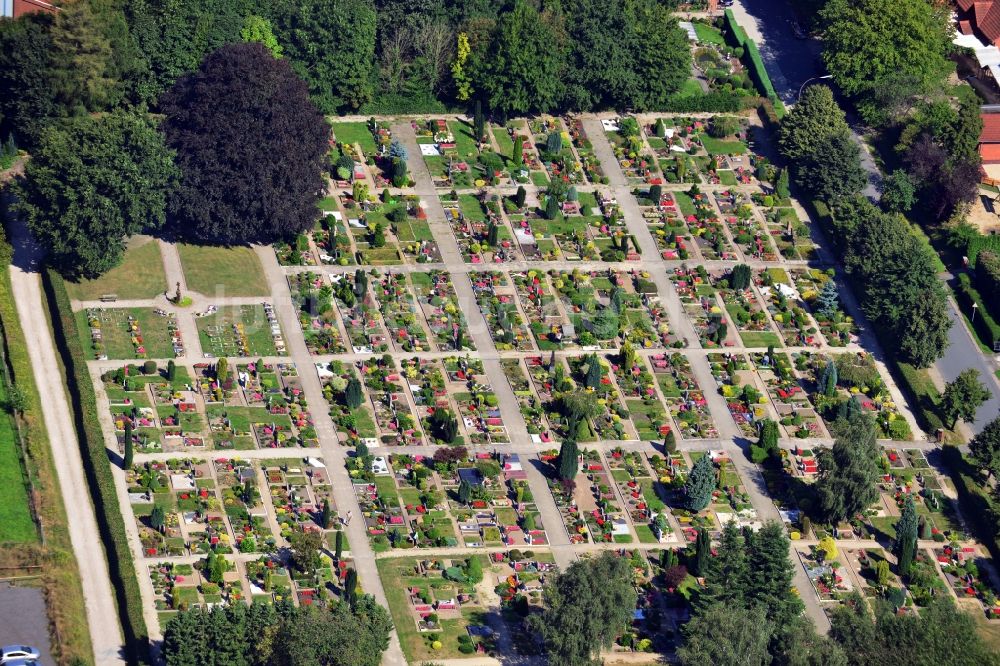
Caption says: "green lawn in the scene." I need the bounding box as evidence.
[739,331,782,348]
[65,238,167,301]
[178,244,269,297]
[458,194,487,222]
[76,307,178,359]
[448,120,479,160]
[332,122,377,155]
[0,382,37,543]
[674,191,697,217]
[701,135,748,155]
[695,23,727,45]
[680,78,705,96]
[491,124,514,160]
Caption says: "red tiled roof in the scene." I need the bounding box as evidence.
[960,19,974,34]
[979,143,1000,163]
[979,1,1000,43]
[981,114,1000,143]
[958,0,975,10]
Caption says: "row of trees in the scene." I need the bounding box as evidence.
[0,0,694,144]
[778,86,952,368]
[163,597,393,666]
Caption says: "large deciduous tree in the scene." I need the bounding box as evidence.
[796,132,867,202]
[815,413,881,522]
[940,368,989,430]
[15,112,177,278]
[528,553,637,665]
[160,43,328,244]
[480,0,565,118]
[819,0,951,125]
[970,416,1000,479]
[678,604,772,666]
[778,85,848,163]
[275,0,377,114]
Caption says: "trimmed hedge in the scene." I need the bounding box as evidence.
[664,91,749,112]
[41,269,149,664]
[723,9,783,117]
[955,272,1000,351]
[966,232,1000,267]
[974,250,1000,316]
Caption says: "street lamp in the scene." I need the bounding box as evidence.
[797,74,833,101]
[972,301,978,323]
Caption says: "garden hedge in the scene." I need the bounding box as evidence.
[722,9,783,117]
[955,272,1000,351]
[664,91,748,113]
[965,232,1000,267]
[41,268,149,664]
[974,250,1000,317]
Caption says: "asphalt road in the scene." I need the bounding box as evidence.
[0,583,53,666]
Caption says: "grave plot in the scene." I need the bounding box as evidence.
[716,271,781,349]
[565,354,637,441]
[78,307,181,360]
[498,455,548,547]
[400,357,466,447]
[436,455,506,548]
[440,192,519,264]
[671,451,757,538]
[265,458,335,538]
[127,461,191,558]
[751,351,824,439]
[868,466,963,541]
[360,356,424,446]
[385,197,440,264]
[679,186,738,261]
[603,116,660,185]
[718,190,777,262]
[791,268,857,347]
[105,364,193,453]
[226,362,317,448]
[646,452,690,540]
[611,345,673,441]
[501,358,555,444]
[754,193,817,260]
[205,402,273,451]
[469,271,533,351]
[315,210,357,266]
[606,448,673,544]
[551,269,658,349]
[799,352,909,441]
[531,116,588,186]
[288,271,348,354]
[639,187,696,260]
[214,458,272,553]
[196,304,286,357]
[757,268,822,348]
[418,118,508,189]
[376,555,497,663]
[708,352,770,438]
[671,265,730,348]
[275,231,318,267]
[410,270,475,352]
[445,355,507,446]
[376,453,453,545]
[796,541,855,610]
[319,359,378,445]
[244,554,296,605]
[155,399,208,452]
[512,270,570,350]
[936,545,1000,618]
[646,118,708,183]
[539,449,590,543]
[649,352,718,439]
[372,272,432,352]
[148,559,242,627]
[329,270,390,354]
[576,449,633,543]
[565,116,606,183]
[346,459,405,552]
[341,192,405,267]
[842,547,902,603]
[529,191,637,262]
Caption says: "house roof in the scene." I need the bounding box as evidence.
[980,143,1000,163]
[981,113,1000,143]
[979,1,1000,43]
[961,19,974,34]
[959,0,976,11]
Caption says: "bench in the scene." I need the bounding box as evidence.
[99,294,118,302]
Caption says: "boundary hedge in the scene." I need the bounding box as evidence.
[723,9,784,118]
[41,268,149,665]
[942,446,1000,564]
[955,272,1000,351]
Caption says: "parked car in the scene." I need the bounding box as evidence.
[3,660,39,666]
[1,646,40,664]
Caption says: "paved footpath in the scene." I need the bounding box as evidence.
[8,236,127,664]
[583,121,833,634]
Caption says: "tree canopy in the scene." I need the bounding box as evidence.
[815,413,881,522]
[160,42,328,244]
[15,111,177,278]
[528,553,637,665]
